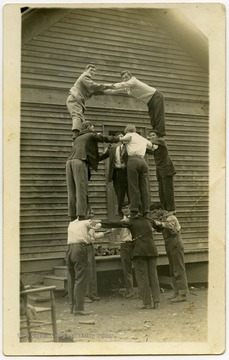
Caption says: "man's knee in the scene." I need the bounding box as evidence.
[72,118,84,131]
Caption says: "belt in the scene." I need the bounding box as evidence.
[128,155,144,158]
[121,241,133,244]
[68,242,92,246]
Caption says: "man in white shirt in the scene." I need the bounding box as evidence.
[103,70,166,137]
[119,124,152,218]
[65,218,110,315]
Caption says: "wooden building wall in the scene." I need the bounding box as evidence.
[20,8,209,271]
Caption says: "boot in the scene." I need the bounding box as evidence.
[170,294,187,303]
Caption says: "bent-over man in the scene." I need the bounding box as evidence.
[104,70,166,137]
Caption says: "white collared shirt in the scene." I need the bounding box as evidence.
[114,144,126,168]
[121,132,152,156]
[67,219,101,244]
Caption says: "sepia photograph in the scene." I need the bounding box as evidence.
[3,1,226,356]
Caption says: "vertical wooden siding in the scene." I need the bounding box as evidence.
[20,8,209,262]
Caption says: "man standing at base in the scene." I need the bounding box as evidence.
[101,215,160,309]
[117,202,134,298]
[150,202,189,303]
[65,217,103,316]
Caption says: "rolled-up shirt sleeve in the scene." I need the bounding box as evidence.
[146,141,153,149]
[161,219,180,234]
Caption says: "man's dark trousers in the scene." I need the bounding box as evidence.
[127,157,150,214]
[157,174,175,211]
[113,168,129,216]
[165,238,188,295]
[120,242,134,294]
[65,243,88,312]
[148,90,166,137]
[133,256,160,305]
[86,244,98,298]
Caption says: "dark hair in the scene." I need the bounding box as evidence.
[86,64,96,70]
[149,202,164,211]
[121,201,130,208]
[120,70,132,78]
[148,129,159,135]
[115,131,124,136]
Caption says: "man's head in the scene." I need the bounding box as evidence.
[87,207,94,219]
[124,124,136,134]
[148,129,159,141]
[81,121,94,132]
[85,64,96,77]
[150,202,165,219]
[121,201,130,216]
[120,70,132,82]
[115,131,124,137]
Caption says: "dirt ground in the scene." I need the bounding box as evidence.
[23,285,208,344]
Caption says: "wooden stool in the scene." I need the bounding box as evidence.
[20,285,58,342]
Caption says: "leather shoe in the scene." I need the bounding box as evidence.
[88,295,100,301]
[168,292,179,300]
[137,304,152,309]
[170,295,187,303]
[125,291,134,298]
[154,302,160,309]
[85,297,93,303]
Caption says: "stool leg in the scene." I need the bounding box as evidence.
[25,309,32,342]
[50,290,58,342]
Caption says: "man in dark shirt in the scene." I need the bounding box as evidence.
[147,129,176,212]
[66,121,119,221]
[101,216,160,309]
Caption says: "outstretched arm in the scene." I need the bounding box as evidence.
[101,220,129,229]
[103,81,130,95]
[99,145,111,161]
[151,218,180,234]
[81,75,114,92]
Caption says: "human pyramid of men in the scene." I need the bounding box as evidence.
[65,64,189,316]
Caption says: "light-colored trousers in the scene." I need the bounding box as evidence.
[66,95,85,131]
